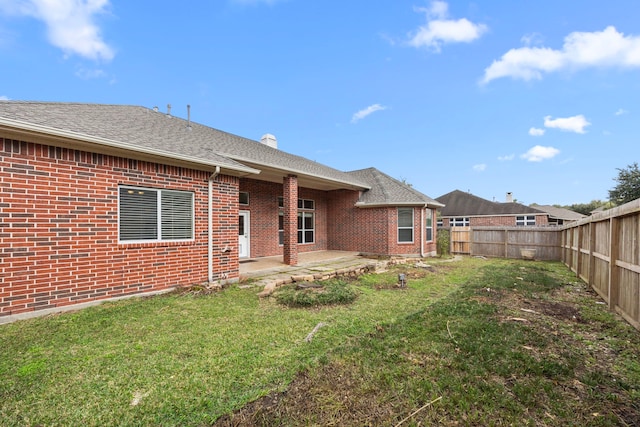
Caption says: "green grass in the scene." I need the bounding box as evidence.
[2,258,639,426]
[218,259,640,426]
[0,257,471,426]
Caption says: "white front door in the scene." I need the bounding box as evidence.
[238,211,250,258]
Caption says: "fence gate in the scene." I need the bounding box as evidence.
[450,226,471,254]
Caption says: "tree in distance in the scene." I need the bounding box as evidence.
[609,162,640,206]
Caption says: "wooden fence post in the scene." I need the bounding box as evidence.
[588,221,596,287]
[608,217,620,311]
[576,224,583,278]
[504,229,508,258]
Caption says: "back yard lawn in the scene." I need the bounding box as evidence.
[1,258,638,426]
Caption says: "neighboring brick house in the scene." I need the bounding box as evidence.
[435,190,549,227]
[0,101,443,318]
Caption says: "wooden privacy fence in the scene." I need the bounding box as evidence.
[444,203,640,331]
[447,226,561,261]
[561,199,640,331]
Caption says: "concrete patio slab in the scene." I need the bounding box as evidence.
[239,251,387,294]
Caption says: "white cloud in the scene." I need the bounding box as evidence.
[472,163,487,172]
[0,0,114,61]
[520,32,543,47]
[408,1,487,52]
[0,95,9,100]
[351,104,387,123]
[544,114,591,134]
[520,145,560,162]
[528,127,545,136]
[498,154,514,161]
[615,108,628,116]
[75,66,106,79]
[482,26,640,84]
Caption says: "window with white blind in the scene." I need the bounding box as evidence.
[119,186,194,242]
[398,208,414,243]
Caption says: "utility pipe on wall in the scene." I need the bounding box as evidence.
[208,166,220,283]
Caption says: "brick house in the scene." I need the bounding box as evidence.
[0,102,443,318]
[436,190,549,227]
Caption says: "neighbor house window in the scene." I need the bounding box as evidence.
[450,217,470,227]
[119,186,194,242]
[398,208,414,243]
[278,197,315,244]
[516,215,536,226]
[239,192,249,205]
[425,209,433,242]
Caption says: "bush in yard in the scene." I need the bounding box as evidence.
[437,228,450,256]
[274,279,358,307]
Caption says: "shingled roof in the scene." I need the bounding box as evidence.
[348,168,444,208]
[530,204,586,222]
[436,190,545,216]
[0,101,370,191]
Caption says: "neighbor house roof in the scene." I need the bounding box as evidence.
[0,101,370,191]
[348,168,444,208]
[436,190,545,217]
[530,204,586,222]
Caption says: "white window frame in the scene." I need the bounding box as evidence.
[398,208,414,243]
[278,197,315,245]
[516,215,536,226]
[450,217,470,227]
[298,211,315,244]
[425,209,433,242]
[118,185,194,243]
[239,191,249,206]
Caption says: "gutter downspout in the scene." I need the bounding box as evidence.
[208,166,220,283]
[420,206,426,258]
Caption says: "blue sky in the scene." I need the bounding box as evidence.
[1,0,638,206]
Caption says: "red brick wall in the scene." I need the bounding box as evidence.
[1,138,238,317]
[327,191,438,256]
[386,207,437,256]
[327,190,390,254]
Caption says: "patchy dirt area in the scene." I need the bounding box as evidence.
[214,362,399,427]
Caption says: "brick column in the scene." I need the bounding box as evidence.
[283,175,298,266]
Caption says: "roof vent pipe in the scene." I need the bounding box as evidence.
[187,104,192,130]
[260,133,277,149]
[166,104,171,117]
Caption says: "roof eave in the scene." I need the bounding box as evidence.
[0,117,260,176]
[440,212,548,218]
[237,160,371,191]
[356,201,444,208]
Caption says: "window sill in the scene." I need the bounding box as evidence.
[118,240,196,249]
